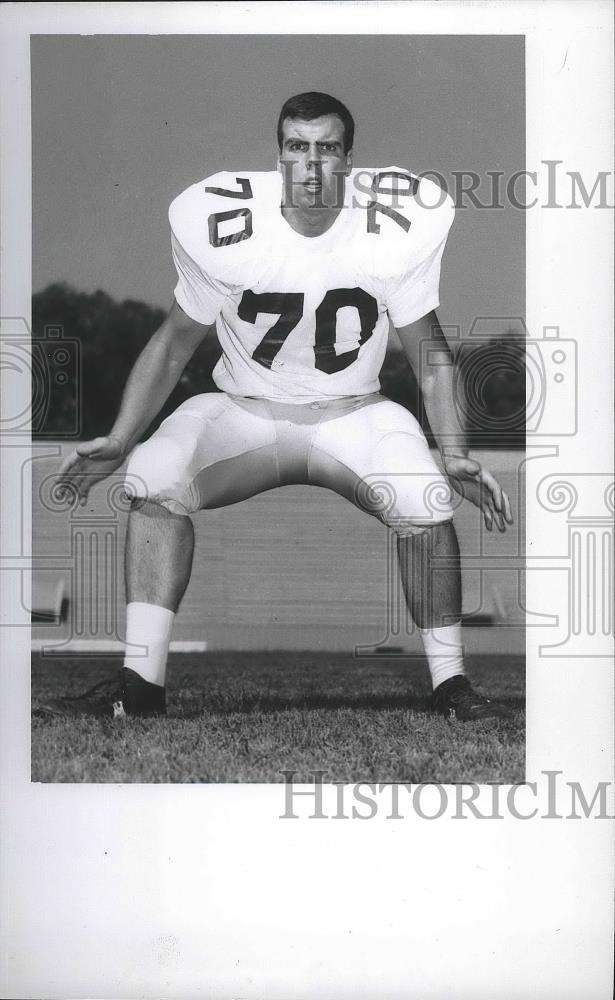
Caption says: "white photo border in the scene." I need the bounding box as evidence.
[1,3,613,998]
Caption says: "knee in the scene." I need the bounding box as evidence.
[355,473,457,535]
[392,518,455,539]
[125,439,197,515]
[127,497,189,521]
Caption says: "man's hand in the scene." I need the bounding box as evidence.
[443,455,513,532]
[56,436,127,506]
[53,302,212,507]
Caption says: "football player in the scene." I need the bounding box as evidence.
[42,92,513,722]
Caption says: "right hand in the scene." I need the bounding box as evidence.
[56,435,127,505]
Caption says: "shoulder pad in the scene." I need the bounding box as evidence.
[351,167,454,275]
[169,170,275,281]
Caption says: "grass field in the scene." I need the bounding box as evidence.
[32,651,525,783]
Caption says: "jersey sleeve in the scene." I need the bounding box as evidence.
[383,175,455,328]
[170,229,230,326]
[168,179,240,326]
[385,233,448,328]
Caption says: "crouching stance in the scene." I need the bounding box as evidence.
[40,91,513,723]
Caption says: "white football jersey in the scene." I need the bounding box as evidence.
[169,167,454,402]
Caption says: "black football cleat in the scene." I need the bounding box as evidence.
[34,668,166,719]
[432,675,510,722]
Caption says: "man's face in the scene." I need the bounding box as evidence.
[278,114,353,210]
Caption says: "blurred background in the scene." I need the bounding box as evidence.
[32,33,525,446]
[30,34,526,652]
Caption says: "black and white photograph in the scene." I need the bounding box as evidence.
[1,3,613,998]
[27,32,526,783]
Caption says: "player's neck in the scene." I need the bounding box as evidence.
[280,204,343,238]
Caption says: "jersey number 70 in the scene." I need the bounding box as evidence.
[204,174,414,373]
[238,287,378,374]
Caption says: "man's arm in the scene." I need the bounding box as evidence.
[395,309,467,461]
[395,310,513,531]
[57,301,213,502]
[107,301,212,455]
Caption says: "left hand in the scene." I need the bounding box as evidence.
[443,455,514,532]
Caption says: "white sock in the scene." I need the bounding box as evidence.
[419,622,465,690]
[123,602,175,687]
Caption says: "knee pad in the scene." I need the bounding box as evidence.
[355,472,458,535]
[125,438,198,515]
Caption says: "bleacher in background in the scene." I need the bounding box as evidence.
[30,445,525,655]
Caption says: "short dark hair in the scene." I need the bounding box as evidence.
[277,92,355,154]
